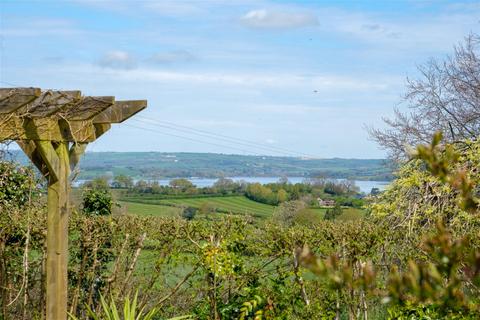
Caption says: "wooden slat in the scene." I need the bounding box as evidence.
[93,100,147,123]
[0,87,41,114]
[64,96,114,120]
[25,90,81,117]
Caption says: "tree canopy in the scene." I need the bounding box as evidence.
[369,33,480,159]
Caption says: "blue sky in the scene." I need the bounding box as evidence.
[1,0,479,158]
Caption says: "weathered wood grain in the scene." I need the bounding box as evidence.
[64,96,114,120]
[24,90,81,117]
[93,100,147,123]
[0,87,41,113]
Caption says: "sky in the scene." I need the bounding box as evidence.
[1,0,479,158]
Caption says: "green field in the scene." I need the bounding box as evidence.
[307,208,327,216]
[122,195,276,218]
[119,201,183,217]
[121,195,364,221]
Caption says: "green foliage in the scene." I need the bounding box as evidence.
[323,204,343,220]
[299,221,480,319]
[83,188,114,216]
[83,177,111,190]
[414,131,479,212]
[385,303,442,320]
[202,239,239,277]
[169,178,194,192]
[293,208,324,225]
[0,161,39,207]
[68,292,193,320]
[298,134,480,319]
[213,178,245,195]
[271,200,307,226]
[112,174,134,189]
[198,201,215,216]
[245,183,279,205]
[386,223,480,317]
[369,134,480,231]
[181,206,197,220]
[238,295,266,320]
[276,189,288,203]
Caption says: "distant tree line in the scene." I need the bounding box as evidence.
[106,175,366,208]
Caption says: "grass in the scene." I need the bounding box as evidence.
[337,208,365,221]
[307,208,327,216]
[119,201,182,217]
[120,194,364,221]
[121,195,275,218]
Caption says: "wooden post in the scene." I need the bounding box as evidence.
[37,141,71,319]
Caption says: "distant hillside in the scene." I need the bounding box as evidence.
[78,152,393,180]
[7,151,394,181]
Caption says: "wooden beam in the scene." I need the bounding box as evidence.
[0,87,41,114]
[93,100,147,123]
[0,117,96,142]
[64,96,115,120]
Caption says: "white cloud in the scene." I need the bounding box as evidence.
[240,8,318,29]
[98,51,136,70]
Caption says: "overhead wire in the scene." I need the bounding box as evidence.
[134,115,317,158]
[131,117,296,157]
[132,116,316,158]
[123,123,264,156]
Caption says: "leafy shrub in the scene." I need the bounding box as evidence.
[0,161,39,207]
[82,188,113,216]
[369,135,480,231]
[271,200,307,226]
[323,204,343,220]
[182,206,197,220]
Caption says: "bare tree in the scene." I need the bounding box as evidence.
[369,33,480,159]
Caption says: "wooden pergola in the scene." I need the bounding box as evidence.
[0,87,147,319]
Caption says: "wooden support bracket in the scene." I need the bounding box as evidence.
[34,141,60,182]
